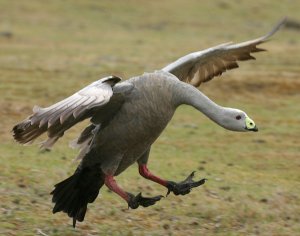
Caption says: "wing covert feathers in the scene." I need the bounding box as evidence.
[12,76,121,149]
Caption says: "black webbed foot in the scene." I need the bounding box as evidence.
[166,171,206,196]
[127,192,163,209]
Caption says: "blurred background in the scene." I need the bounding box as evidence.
[0,0,299,235]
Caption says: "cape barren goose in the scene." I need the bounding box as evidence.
[12,20,284,227]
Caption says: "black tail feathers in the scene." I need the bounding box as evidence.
[51,166,104,227]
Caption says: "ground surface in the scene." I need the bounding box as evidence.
[0,1,300,235]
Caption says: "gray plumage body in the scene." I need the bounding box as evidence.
[84,72,177,175]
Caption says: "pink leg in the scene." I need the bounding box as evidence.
[104,175,129,202]
[139,164,206,196]
[138,164,167,186]
[104,174,163,209]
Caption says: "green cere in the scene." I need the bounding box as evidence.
[245,116,256,130]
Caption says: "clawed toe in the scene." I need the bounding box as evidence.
[127,192,163,209]
[166,171,206,196]
[126,172,205,208]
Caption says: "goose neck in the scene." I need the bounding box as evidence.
[174,82,225,125]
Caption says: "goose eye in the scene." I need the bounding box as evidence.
[235,115,241,120]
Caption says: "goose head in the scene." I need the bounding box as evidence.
[220,108,258,132]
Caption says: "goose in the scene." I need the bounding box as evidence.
[12,20,284,227]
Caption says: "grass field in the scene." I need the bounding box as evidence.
[1,1,300,235]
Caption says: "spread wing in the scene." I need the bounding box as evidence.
[162,19,285,87]
[12,75,122,149]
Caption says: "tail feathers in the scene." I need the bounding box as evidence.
[51,166,104,227]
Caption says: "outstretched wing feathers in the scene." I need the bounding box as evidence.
[13,76,121,148]
[162,19,285,87]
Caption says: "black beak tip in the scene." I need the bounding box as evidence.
[253,126,258,132]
